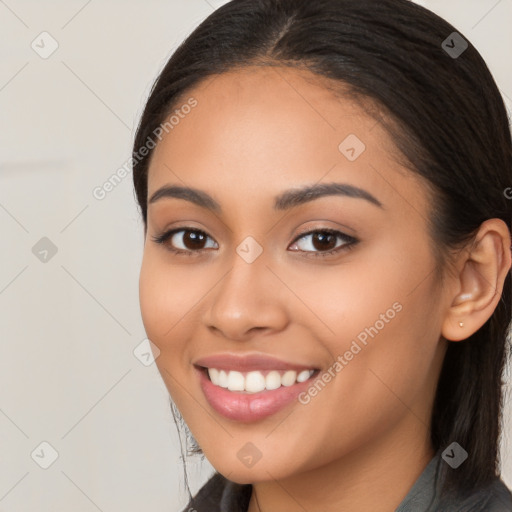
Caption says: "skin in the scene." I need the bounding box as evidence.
[138,65,511,511]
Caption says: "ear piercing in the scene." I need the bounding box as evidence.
[459,321,464,327]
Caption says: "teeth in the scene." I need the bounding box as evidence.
[209,368,219,384]
[207,368,315,393]
[282,370,297,386]
[227,371,245,391]
[218,369,228,388]
[296,369,311,383]
[266,370,281,391]
[246,371,266,393]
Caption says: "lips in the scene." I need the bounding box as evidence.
[193,353,320,422]
[194,353,317,373]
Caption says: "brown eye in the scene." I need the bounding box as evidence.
[151,228,218,254]
[179,230,209,250]
[310,232,337,251]
[289,228,357,257]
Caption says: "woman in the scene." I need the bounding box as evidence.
[132,0,512,510]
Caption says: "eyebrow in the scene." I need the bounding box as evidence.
[148,182,383,212]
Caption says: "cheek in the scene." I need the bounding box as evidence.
[286,243,432,343]
[138,250,202,349]
[138,255,170,347]
[138,252,196,404]
[301,234,441,402]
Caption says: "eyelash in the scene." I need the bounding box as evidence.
[151,227,358,259]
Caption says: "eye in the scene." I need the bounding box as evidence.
[151,228,218,256]
[151,226,358,258]
[288,228,357,258]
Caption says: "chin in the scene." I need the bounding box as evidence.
[207,452,299,485]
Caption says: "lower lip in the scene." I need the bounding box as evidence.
[197,367,317,423]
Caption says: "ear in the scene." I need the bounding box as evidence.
[441,218,511,342]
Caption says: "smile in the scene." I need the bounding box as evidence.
[206,368,316,393]
[193,353,321,421]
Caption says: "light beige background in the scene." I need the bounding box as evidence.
[0,1,511,510]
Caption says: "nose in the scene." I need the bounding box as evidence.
[202,249,289,342]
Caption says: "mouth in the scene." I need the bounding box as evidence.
[194,363,321,423]
[198,366,319,394]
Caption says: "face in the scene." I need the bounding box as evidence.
[139,65,449,483]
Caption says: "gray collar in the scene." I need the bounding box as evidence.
[395,450,443,511]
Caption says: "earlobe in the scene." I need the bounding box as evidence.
[441,219,511,342]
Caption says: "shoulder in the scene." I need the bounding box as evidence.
[438,478,512,512]
[183,471,252,512]
[478,478,512,511]
[183,472,225,510]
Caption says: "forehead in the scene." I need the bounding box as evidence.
[146,65,428,217]
[157,65,375,147]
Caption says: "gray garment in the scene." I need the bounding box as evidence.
[396,451,512,511]
[186,450,512,511]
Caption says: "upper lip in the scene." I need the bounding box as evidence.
[193,353,318,372]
